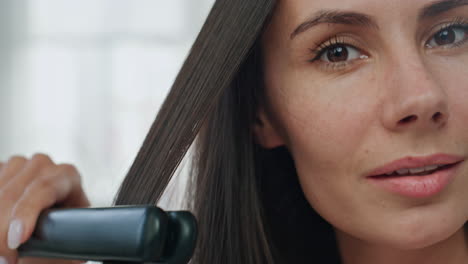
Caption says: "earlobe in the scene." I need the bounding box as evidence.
[253,107,285,149]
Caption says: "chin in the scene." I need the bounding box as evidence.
[373,215,466,250]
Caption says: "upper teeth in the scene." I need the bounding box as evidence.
[386,164,442,176]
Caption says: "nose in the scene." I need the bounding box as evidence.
[380,51,449,133]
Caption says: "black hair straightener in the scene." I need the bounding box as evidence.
[16,205,198,264]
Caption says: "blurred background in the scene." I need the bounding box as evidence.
[0,0,215,208]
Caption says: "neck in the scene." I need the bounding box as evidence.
[335,225,468,264]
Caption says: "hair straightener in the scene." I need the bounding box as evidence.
[16,205,198,264]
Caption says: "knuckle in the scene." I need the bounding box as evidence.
[31,153,53,167]
[7,155,27,165]
[34,175,55,190]
[57,163,79,176]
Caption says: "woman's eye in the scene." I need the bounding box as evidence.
[427,26,468,48]
[318,44,362,63]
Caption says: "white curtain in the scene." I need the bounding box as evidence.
[0,0,214,207]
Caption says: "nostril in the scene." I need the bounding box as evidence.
[398,115,417,124]
[433,112,442,122]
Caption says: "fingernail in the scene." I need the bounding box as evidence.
[7,219,23,250]
[0,256,8,264]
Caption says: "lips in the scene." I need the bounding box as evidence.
[366,153,465,178]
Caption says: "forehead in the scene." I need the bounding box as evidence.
[274,0,429,18]
[264,0,380,43]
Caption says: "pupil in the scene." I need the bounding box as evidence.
[435,29,455,46]
[327,45,348,62]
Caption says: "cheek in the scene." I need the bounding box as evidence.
[428,55,468,175]
[436,55,468,124]
[270,69,380,219]
[276,66,379,176]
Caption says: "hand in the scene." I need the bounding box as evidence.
[0,153,91,264]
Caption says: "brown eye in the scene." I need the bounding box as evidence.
[435,28,456,45]
[427,26,467,48]
[326,45,349,62]
[319,44,361,63]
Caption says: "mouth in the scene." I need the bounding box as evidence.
[366,160,464,198]
[369,161,461,179]
[365,153,465,178]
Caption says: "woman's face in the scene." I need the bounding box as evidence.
[255,0,468,250]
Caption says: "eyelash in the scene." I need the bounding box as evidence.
[308,17,468,72]
[427,16,468,49]
[308,36,362,71]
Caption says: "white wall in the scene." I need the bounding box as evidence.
[0,0,215,207]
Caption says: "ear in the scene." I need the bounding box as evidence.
[253,106,285,149]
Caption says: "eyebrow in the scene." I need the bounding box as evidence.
[289,10,378,40]
[290,0,468,40]
[419,0,468,19]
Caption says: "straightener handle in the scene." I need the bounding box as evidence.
[17,205,197,264]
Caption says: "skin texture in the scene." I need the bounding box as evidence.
[253,0,468,263]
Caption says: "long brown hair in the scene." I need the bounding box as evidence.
[109,0,341,263]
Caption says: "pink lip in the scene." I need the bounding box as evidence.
[365,153,465,198]
[366,161,463,198]
[365,153,465,177]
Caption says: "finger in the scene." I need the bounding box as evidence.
[2,154,54,200]
[0,156,27,188]
[0,154,55,263]
[0,183,23,264]
[51,164,90,209]
[49,164,88,208]
[8,164,83,250]
[21,153,55,184]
